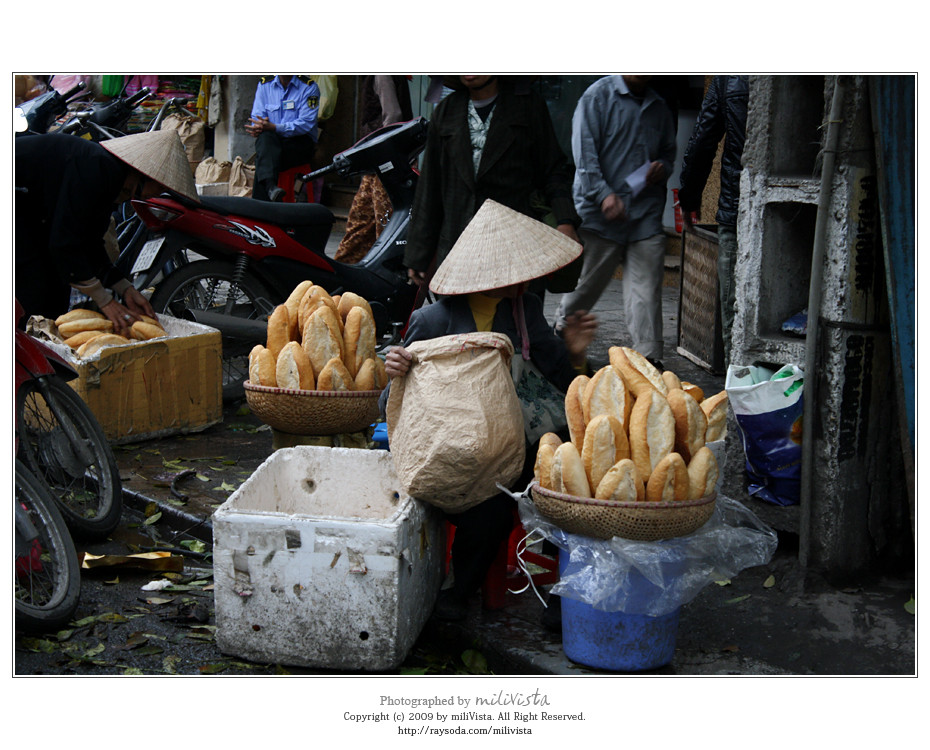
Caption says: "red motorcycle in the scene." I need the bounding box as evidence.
[117,117,429,399]
[15,300,123,540]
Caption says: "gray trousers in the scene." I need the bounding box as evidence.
[556,228,666,359]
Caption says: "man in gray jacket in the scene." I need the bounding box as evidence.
[555,75,676,365]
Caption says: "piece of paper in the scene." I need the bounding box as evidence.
[624,161,652,197]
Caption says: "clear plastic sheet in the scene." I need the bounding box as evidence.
[512,485,778,617]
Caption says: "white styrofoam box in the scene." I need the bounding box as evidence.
[212,446,443,671]
[196,182,229,197]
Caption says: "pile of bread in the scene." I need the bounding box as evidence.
[535,346,728,504]
[248,281,387,392]
[54,308,167,359]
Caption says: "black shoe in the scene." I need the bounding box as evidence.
[433,589,468,622]
[540,594,562,632]
[268,186,286,203]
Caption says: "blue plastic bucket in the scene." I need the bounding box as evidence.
[559,554,680,672]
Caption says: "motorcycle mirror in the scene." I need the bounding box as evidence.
[13,107,28,133]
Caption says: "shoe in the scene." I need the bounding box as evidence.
[268,186,286,203]
[540,594,562,632]
[433,589,468,622]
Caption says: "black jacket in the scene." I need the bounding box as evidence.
[677,76,748,226]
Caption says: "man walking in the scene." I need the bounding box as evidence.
[555,75,676,366]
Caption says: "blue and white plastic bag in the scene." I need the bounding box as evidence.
[726,364,804,506]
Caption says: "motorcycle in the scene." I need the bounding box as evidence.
[15,81,88,135]
[15,458,82,631]
[56,86,153,141]
[15,300,123,540]
[118,116,430,399]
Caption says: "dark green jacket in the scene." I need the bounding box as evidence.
[404,85,578,274]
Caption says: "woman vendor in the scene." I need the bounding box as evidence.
[384,199,597,621]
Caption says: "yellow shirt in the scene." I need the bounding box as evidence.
[468,293,500,332]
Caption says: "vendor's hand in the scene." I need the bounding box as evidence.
[681,206,699,231]
[407,267,428,286]
[600,193,627,223]
[556,223,581,245]
[384,346,414,379]
[645,160,666,186]
[560,310,598,368]
[100,298,140,338]
[121,285,157,320]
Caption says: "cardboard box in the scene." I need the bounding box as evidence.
[212,446,444,671]
[45,316,222,444]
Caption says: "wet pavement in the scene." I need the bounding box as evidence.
[15,279,916,677]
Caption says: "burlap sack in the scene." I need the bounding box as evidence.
[195,157,232,184]
[161,112,205,164]
[228,156,255,197]
[386,332,525,513]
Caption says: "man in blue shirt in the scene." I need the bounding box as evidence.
[247,75,320,201]
[554,75,676,365]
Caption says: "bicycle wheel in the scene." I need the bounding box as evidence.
[150,260,275,400]
[17,376,123,540]
[15,460,81,632]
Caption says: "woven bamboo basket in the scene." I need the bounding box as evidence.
[530,482,716,542]
[244,382,381,435]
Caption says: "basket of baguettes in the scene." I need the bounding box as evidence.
[530,346,728,542]
[244,281,388,435]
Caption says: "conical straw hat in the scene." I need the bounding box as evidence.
[101,130,199,202]
[429,199,582,295]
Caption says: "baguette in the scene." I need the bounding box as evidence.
[581,414,630,492]
[667,387,708,463]
[55,308,105,327]
[550,442,591,498]
[681,381,705,403]
[302,305,345,376]
[565,374,590,451]
[131,321,167,341]
[297,285,337,333]
[58,317,114,339]
[662,369,682,392]
[645,452,690,502]
[336,291,373,324]
[687,446,719,500]
[534,443,557,490]
[317,356,355,391]
[64,330,105,350]
[275,340,315,391]
[628,389,676,482]
[582,364,632,429]
[594,458,644,502]
[75,333,130,359]
[343,305,377,378]
[284,280,313,338]
[609,346,668,398]
[248,344,277,387]
[539,432,563,451]
[265,304,291,361]
[701,390,729,442]
[354,357,387,391]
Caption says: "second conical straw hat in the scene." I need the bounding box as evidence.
[429,199,582,295]
[101,129,199,202]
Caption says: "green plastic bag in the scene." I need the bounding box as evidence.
[101,75,124,98]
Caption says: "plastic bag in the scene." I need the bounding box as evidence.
[307,74,338,120]
[386,332,525,513]
[513,487,777,617]
[726,364,804,506]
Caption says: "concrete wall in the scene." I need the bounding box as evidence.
[726,75,909,575]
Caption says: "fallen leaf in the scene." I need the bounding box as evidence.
[98,612,130,624]
[145,597,176,605]
[163,655,181,674]
[144,512,162,526]
[725,594,752,605]
[905,597,915,615]
[212,482,237,493]
[714,579,732,587]
[180,540,207,554]
[461,649,491,675]
[199,662,229,674]
[722,644,740,653]
[763,575,776,588]
[83,552,183,572]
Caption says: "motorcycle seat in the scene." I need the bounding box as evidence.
[199,196,334,227]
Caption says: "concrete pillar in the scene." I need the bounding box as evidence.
[213,76,261,164]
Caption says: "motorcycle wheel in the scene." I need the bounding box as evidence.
[17,375,123,540]
[15,459,81,632]
[150,260,275,401]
